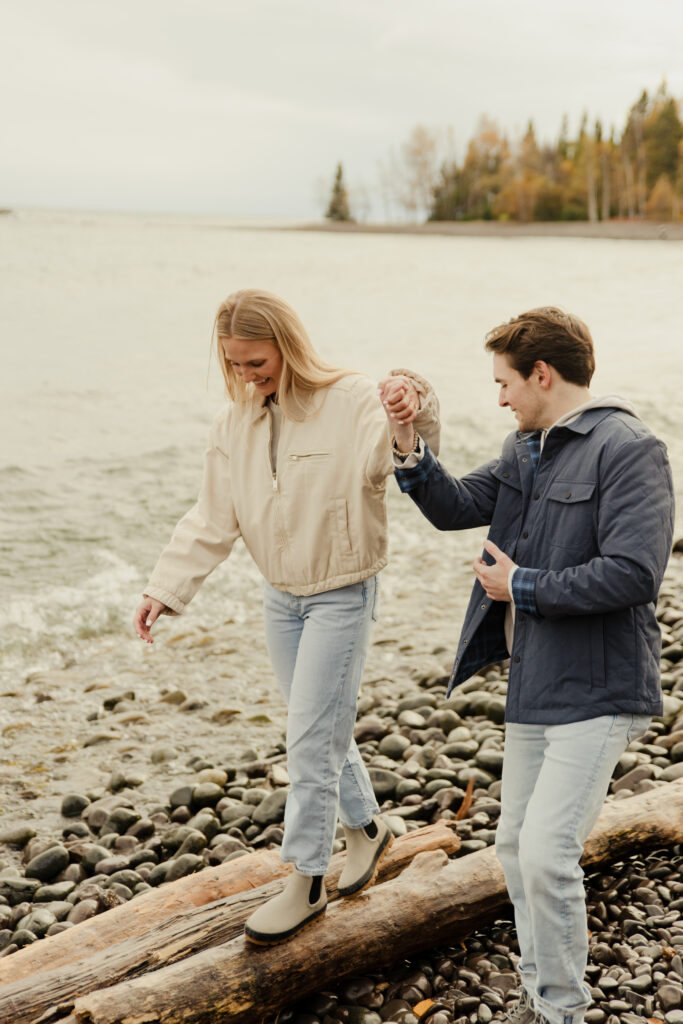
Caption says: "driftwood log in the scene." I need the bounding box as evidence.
[0,823,460,1024]
[0,847,287,988]
[55,779,683,1024]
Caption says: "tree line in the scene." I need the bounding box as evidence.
[324,82,683,223]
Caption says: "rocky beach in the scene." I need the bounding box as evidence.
[1,557,682,1023]
[2,209,683,1023]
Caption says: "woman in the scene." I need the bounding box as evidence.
[133,289,440,944]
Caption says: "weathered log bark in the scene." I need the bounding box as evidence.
[0,824,459,1024]
[2,824,455,988]
[0,849,287,988]
[50,781,683,1024]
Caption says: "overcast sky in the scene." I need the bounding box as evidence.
[2,0,682,218]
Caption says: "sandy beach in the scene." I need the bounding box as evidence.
[288,220,683,241]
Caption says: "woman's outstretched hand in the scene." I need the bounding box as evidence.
[378,375,419,452]
[133,596,167,644]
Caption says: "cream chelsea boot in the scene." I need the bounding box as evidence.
[244,868,327,945]
[338,815,393,897]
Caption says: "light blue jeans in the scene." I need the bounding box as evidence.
[495,714,651,1024]
[263,576,381,875]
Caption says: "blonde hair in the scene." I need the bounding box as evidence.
[214,289,350,419]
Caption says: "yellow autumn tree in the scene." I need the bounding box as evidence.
[492,122,549,222]
[645,174,676,220]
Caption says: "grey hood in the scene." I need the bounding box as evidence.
[543,394,639,446]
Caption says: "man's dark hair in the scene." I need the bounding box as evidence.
[485,307,595,387]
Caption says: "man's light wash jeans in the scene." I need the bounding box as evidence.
[495,713,651,1024]
[263,576,380,876]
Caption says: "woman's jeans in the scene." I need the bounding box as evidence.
[495,714,651,1024]
[263,576,381,876]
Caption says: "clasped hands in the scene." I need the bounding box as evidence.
[377,374,420,452]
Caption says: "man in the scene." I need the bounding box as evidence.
[386,307,674,1024]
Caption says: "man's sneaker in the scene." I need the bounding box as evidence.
[503,988,535,1024]
[338,815,393,897]
[244,868,327,945]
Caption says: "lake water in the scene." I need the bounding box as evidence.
[1,209,682,690]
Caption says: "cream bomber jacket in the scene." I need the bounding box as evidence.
[144,370,440,611]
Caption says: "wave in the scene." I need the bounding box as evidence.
[0,550,141,672]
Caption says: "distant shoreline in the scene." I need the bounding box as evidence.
[4,210,682,239]
[288,220,683,241]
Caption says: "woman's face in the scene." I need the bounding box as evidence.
[223,337,283,399]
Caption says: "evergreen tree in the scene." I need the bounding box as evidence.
[644,96,683,188]
[622,91,650,216]
[557,114,570,161]
[429,162,464,220]
[325,163,353,222]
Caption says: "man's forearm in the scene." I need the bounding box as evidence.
[395,446,497,532]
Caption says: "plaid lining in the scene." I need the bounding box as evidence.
[450,602,509,689]
[511,566,541,615]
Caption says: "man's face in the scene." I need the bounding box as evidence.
[493,353,546,432]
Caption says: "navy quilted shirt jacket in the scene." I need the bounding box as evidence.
[394,407,675,724]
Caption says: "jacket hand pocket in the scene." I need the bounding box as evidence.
[333,498,353,556]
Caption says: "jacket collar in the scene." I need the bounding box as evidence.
[247,394,270,422]
[549,406,619,436]
[514,405,621,443]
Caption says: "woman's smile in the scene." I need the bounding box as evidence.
[222,337,283,398]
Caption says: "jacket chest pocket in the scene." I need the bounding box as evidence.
[286,451,333,487]
[288,451,332,463]
[490,461,523,534]
[545,480,596,550]
[491,460,521,492]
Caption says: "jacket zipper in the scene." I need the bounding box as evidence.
[268,414,278,491]
[267,410,289,561]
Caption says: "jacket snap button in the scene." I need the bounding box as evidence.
[503,472,509,478]
[514,655,521,663]
[480,603,486,610]
[522,531,529,539]
[533,493,540,500]
[565,491,572,499]
[522,457,528,463]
